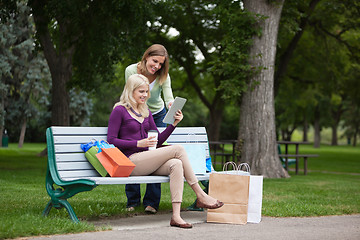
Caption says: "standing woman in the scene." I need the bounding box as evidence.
[124,44,174,213]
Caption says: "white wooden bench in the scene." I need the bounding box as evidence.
[43,126,211,222]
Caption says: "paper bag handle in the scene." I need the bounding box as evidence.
[222,161,238,171]
[238,163,250,172]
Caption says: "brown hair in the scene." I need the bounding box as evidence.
[138,44,169,85]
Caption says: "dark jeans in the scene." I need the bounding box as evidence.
[125,107,167,209]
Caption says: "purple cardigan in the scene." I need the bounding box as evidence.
[107,105,175,157]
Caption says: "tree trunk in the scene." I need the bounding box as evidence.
[208,106,224,141]
[0,89,4,147]
[30,0,74,126]
[353,126,359,147]
[313,107,321,148]
[331,124,338,146]
[281,130,286,141]
[0,126,3,147]
[18,118,26,148]
[239,0,288,178]
[0,101,5,148]
[330,104,342,146]
[303,117,308,142]
[50,64,71,126]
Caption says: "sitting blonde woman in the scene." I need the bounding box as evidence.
[107,74,223,228]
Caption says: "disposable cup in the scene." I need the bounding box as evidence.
[148,130,158,150]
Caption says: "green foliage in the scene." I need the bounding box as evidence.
[152,0,260,104]
[275,0,360,141]
[0,2,95,142]
[0,0,17,23]
[140,0,263,139]
[211,1,262,102]
[69,88,93,126]
[0,1,51,141]
[64,0,155,91]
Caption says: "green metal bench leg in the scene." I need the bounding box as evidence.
[59,199,80,222]
[42,199,79,222]
[187,180,209,211]
[44,169,95,222]
[43,200,53,217]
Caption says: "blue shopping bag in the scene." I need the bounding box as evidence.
[182,144,207,174]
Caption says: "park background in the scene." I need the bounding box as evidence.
[0,0,359,239]
[1,0,359,149]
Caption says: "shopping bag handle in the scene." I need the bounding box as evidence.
[222,161,238,171]
[238,163,250,172]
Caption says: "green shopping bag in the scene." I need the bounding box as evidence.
[85,146,109,177]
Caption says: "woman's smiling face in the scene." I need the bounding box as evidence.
[145,55,165,75]
[133,84,149,105]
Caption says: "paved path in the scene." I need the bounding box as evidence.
[23,212,360,240]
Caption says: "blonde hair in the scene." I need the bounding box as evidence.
[114,74,150,117]
[138,44,169,85]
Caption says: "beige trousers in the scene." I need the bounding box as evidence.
[129,145,198,203]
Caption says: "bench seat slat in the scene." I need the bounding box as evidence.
[58,169,100,178]
[60,174,210,185]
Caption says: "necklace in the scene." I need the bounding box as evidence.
[130,107,142,117]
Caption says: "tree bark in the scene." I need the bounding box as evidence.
[353,126,358,147]
[331,124,338,146]
[0,91,4,147]
[30,0,75,126]
[313,107,321,148]
[330,104,343,146]
[18,118,26,148]
[239,0,289,178]
[208,105,224,141]
[303,117,308,142]
[0,126,3,147]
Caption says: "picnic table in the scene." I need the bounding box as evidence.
[210,140,319,175]
[277,141,319,175]
[209,140,237,166]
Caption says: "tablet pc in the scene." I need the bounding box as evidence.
[162,97,187,124]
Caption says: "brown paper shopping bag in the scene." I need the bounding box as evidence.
[96,147,136,177]
[207,163,250,225]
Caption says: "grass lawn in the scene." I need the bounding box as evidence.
[0,143,359,239]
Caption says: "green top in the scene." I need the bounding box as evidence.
[125,63,174,114]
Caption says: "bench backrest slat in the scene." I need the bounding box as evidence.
[49,126,209,181]
[57,162,94,171]
[56,153,87,162]
[52,126,108,135]
[53,136,107,144]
